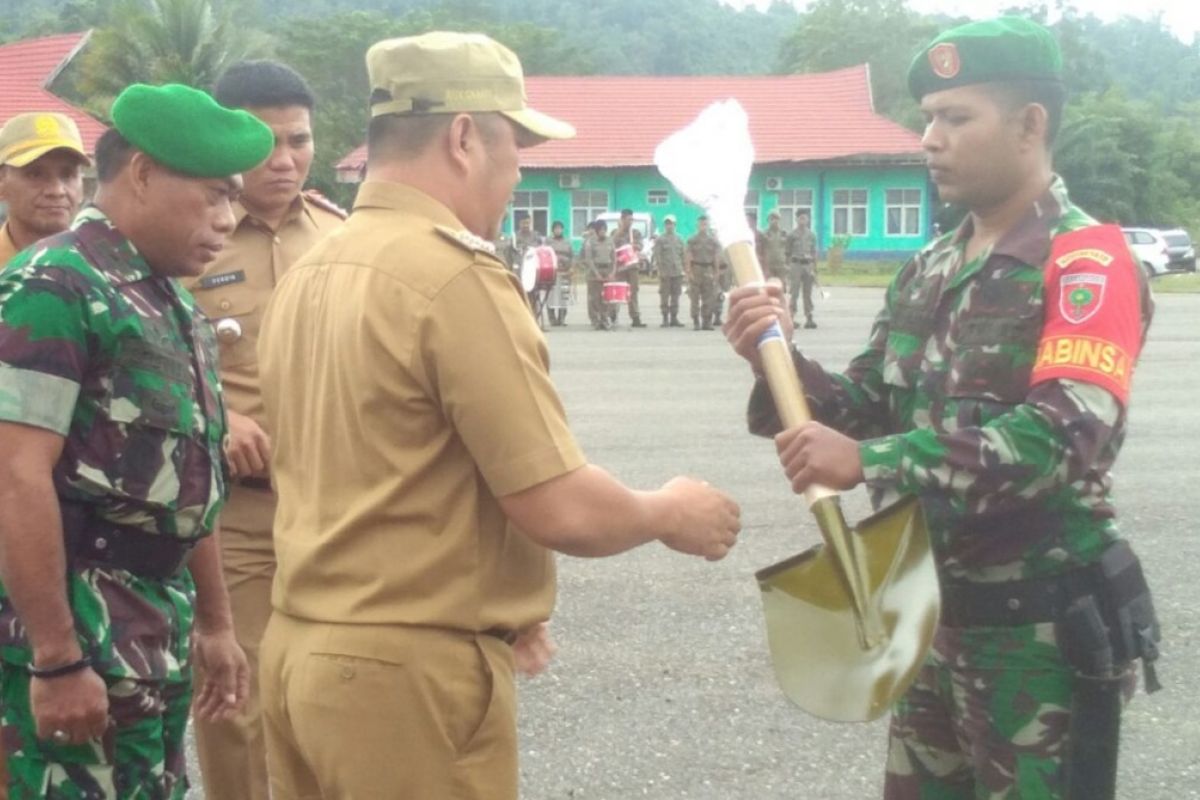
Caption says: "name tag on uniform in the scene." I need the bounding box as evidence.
[199,270,245,289]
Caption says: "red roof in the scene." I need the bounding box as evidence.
[0,32,107,155]
[337,65,922,173]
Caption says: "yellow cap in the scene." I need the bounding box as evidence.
[366,31,575,141]
[0,112,90,168]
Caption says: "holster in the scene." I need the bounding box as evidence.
[60,500,199,580]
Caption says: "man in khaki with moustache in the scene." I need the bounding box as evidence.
[184,60,345,800]
[256,32,741,799]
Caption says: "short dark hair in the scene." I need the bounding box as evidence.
[984,79,1067,146]
[621,208,633,217]
[593,219,608,230]
[214,60,315,111]
[367,112,505,165]
[95,128,135,183]
[551,220,564,230]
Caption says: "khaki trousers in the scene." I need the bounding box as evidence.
[261,613,518,800]
[193,483,276,800]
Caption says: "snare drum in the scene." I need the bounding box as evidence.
[615,243,638,269]
[529,246,558,286]
[603,281,631,304]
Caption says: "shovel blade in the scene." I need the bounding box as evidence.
[756,496,938,722]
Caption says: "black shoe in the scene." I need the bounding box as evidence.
[804,318,817,329]
[632,320,647,328]
[693,320,701,330]
[670,317,684,327]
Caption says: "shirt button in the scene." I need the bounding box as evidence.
[273,236,282,245]
[219,299,232,311]
[340,665,355,680]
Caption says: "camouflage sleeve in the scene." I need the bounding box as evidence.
[748,285,897,439]
[0,265,93,434]
[859,379,1121,512]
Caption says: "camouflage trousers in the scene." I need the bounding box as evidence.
[1,665,190,799]
[884,621,1132,800]
[788,261,815,318]
[688,266,718,324]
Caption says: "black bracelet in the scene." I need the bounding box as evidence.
[27,655,92,679]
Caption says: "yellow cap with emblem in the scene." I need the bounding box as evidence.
[0,112,90,168]
[366,31,575,141]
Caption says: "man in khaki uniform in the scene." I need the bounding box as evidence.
[0,113,89,267]
[256,32,741,800]
[762,210,789,290]
[612,208,646,328]
[686,215,721,330]
[183,61,344,800]
[652,214,685,327]
[582,218,616,329]
[786,210,819,328]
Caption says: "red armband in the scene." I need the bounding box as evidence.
[1030,225,1143,405]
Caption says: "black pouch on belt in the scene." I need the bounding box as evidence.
[1059,594,1123,800]
[1093,540,1162,692]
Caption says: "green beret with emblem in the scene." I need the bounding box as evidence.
[907,16,1062,101]
[111,83,274,178]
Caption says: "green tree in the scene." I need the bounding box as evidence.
[77,0,266,112]
[776,0,938,125]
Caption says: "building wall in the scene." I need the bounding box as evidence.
[505,163,932,260]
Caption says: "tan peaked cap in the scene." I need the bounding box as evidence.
[0,112,90,167]
[366,31,575,141]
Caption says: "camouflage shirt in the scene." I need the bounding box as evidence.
[749,178,1154,582]
[652,231,686,278]
[0,206,227,681]
[686,230,721,267]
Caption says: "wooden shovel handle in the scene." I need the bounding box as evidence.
[725,241,837,507]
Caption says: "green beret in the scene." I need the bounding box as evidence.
[111,83,274,178]
[908,16,1062,101]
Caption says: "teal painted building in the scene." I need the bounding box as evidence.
[336,67,932,260]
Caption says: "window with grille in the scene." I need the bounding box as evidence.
[832,189,869,237]
[571,190,608,236]
[885,188,922,236]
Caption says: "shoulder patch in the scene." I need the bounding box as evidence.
[1031,224,1143,404]
[435,225,498,257]
[302,189,348,220]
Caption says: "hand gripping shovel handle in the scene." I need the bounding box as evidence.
[725,240,880,646]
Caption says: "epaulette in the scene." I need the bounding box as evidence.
[435,225,498,257]
[302,189,348,220]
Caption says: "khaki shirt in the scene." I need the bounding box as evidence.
[763,227,788,270]
[185,194,344,429]
[582,235,616,281]
[0,222,20,267]
[686,230,721,267]
[258,182,585,632]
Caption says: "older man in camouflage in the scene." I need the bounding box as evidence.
[0,83,271,798]
[725,17,1159,800]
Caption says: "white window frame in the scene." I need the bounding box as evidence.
[744,190,761,226]
[885,188,923,237]
[571,190,608,237]
[775,188,814,231]
[832,188,869,237]
[510,190,550,236]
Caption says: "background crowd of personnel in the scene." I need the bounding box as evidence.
[491,205,821,331]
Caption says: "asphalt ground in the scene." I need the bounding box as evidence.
[187,284,1199,799]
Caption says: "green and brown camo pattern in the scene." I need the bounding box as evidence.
[749,178,1155,582]
[0,207,227,681]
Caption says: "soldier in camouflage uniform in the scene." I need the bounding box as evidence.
[725,18,1159,800]
[0,83,271,799]
[685,215,720,330]
[785,210,818,328]
[652,215,686,327]
[492,213,517,272]
[514,214,542,262]
[762,210,789,292]
[582,219,616,329]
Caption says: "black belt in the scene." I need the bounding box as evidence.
[62,512,198,580]
[236,476,272,492]
[940,568,1101,628]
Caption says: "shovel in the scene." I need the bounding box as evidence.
[654,101,939,723]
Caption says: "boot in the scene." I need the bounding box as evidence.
[804,316,817,329]
[660,313,670,328]
[693,318,701,330]
[670,312,683,327]
[632,317,647,328]
[701,314,714,331]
